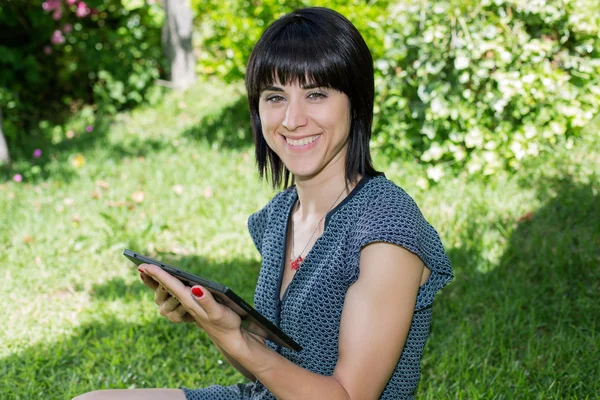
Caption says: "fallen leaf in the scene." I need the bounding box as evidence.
[91,191,101,199]
[202,187,213,198]
[131,191,145,203]
[95,180,110,189]
[168,245,192,255]
[71,154,85,168]
[517,211,534,222]
[24,236,34,244]
[172,184,184,195]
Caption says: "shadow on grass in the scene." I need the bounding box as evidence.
[182,96,253,150]
[425,175,600,396]
[3,176,599,398]
[1,253,260,399]
[0,115,174,185]
[0,317,240,399]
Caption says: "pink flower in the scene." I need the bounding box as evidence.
[33,149,43,158]
[13,174,23,183]
[51,30,65,45]
[43,46,53,55]
[62,24,73,34]
[76,2,90,18]
[52,9,62,20]
[42,0,61,12]
[86,125,94,133]
[67,0,77,4]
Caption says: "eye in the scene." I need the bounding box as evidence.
[266,94,285,103]
[307,91,327,100]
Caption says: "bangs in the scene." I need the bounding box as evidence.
[245,7,377,188]
[247,20,350,96]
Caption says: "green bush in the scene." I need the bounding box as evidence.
[191,0,390,80]
[0,0,165,151]
[191,0,600,182]
[374,0,600,181]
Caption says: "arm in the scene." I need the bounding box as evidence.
[227,242,424,400]
[213,339,256,382]
[140,270,257,381]
[141,242,423,399]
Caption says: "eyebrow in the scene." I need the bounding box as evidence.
[261,83,325,93]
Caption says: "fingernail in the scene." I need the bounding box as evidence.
[191,287,204,297]
[137,266,144,273]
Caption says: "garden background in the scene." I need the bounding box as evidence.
[1,0,599,398]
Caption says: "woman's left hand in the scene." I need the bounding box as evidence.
[138,263,244,348]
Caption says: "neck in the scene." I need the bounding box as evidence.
[294,156,358,222]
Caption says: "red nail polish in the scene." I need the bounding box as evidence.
[137,266,143,273]
[191,287,204,297]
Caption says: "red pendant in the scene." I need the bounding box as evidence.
[290,255,303,270]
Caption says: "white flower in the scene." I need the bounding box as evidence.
[455,55,470,70]
[465,127,484,148]
[427,165,445,182]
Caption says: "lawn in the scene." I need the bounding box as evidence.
[1,78,598,399]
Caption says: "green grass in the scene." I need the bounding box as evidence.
[1,78,598,399]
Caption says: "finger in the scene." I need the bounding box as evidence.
[166,304,193,323]
[154,285,169,306]
[189,285,225,323]
[159,295,181,315]
[141,263,186,295]
[139,270,159,291]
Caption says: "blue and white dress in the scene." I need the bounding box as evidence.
[183,174,453,399]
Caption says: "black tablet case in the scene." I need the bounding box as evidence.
[123,249,302,351]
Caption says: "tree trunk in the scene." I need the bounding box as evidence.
[0,107,10,165]
[162,0,196,90]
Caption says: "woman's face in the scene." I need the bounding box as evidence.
[258,80,351,181]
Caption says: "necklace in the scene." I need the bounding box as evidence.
[290,186,347,270]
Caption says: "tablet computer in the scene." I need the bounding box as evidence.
[123,249,302,352]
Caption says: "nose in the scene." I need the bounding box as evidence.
[282,99,308,131]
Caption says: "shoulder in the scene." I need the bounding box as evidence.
[353,175,425,238]
[248,186,294,225]
[349,175,454,308]
[247,187,295,254]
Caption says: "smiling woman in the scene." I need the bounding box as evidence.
[74,7,453,400]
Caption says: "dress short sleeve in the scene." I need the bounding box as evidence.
[247,191,289,256]
[248,203,270,257]
[350,182,453,311]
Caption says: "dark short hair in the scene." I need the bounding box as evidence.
[245,7,379,188]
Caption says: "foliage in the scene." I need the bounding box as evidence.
[374,0,600,181]
[1,80,599,398]
[0,0,165,152]
[190,0,390,80]
[190,0,600,183]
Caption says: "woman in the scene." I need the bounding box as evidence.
[75,7,453,400]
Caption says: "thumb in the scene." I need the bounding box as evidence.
[190,285,219,318]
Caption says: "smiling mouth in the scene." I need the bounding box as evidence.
[283,134,322,147]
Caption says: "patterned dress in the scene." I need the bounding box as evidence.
[183,174,453,399]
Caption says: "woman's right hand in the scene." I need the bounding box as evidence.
[139,267,195,323]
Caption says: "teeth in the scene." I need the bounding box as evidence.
[285,135,320,147]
